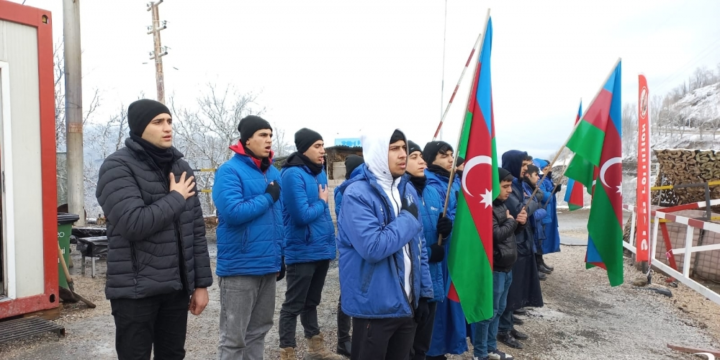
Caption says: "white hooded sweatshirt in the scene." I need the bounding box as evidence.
[360,128,413,303]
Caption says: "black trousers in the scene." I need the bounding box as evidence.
[338,295,352,344]
[351,316,417,360]
[279,260,330,348]
[410,301,438,360]
[110,290,190,360]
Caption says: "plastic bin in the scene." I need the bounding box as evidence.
[57,213,79,289]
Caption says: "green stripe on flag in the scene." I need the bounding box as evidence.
[565,155,595,191]
[587,184,624,286]
[567,120,606,167]
[447,197,493,323]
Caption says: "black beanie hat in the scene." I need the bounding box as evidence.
[128,99,171,136]
[498,167,514,182]
[295,128,323,154]
[422,141,453,165]
[390,129,405,145]
[344,155,364,180]
[456,156,465,167]
[238,115,272,143]
[407,140,422,155]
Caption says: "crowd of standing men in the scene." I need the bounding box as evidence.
[96,99,562,360]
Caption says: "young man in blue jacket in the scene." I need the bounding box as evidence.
[336,128,433,360]
[405,140,453,360]
[423,141,468,359]
[213,116,284,360]
[333,154,364,357]
[278,128,343,360]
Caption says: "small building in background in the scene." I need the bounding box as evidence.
[0,2,60,319]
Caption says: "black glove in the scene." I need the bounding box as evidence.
[553,184,562,194]
[415,297,431,324]
[401,196,419,219]
[436,215,452,238]
[276,257,286,282]
[265,182,281,203]
[429,243,445,263]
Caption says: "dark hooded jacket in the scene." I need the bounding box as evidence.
[492,198,521,272]
[96,138,213,300]
[500,150,544,310]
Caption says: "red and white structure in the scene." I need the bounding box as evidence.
[623,199,720,305]
[0,1,59,319]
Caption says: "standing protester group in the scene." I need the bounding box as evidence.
[97,99,561,360]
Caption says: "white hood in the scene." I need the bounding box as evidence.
[361,126,413,303]
[360,127,406,188]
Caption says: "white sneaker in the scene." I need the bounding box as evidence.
[489,349,513,360]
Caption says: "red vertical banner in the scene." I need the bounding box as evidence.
[636,75,651,261]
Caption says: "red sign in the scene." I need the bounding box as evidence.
[636,75,651,261]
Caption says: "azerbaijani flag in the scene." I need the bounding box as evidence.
[564,60,624,286]
[564,101,585,211]
[446,15,498,323]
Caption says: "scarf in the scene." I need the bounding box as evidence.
[409,175,427,194]
[427,164,451,179]
[244,144,272,173]
[130,133,175,173]
[298,153,324,175]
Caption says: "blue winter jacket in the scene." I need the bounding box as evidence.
[333,164,366,219]
[414,180,447,303]
[213,144,283,277]
[280,154,336,265]
[337,129,433,319]
[426,168,468,356]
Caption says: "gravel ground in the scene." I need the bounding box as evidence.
[2,210,720,359]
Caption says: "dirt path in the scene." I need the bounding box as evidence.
[2,210,720,359]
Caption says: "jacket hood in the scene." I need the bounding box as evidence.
[533,159,549,174]
[361,127,406,185]
[501,150,528,179]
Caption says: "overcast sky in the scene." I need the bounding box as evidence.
[15,0,720,159]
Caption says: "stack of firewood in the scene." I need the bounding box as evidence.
[653,149,720,208]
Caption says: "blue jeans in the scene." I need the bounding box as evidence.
[472,271,513,358]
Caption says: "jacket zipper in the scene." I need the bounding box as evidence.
[155,164,190,293]
[379,178,414,315]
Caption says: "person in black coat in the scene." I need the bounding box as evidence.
[96,99,212,360]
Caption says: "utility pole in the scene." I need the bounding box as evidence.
[147,0,168,104]
[63,0,85,225]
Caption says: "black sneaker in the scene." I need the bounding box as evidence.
[513,308,527,315]
[511,329,529,340]
[538,272,547,281]
[489,349,514,360]
[337,340,351,357]
[511,315,524,325]
[497,332,523,349]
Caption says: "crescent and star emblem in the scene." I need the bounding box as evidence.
[599,157,622,194]
[461,155,493,208]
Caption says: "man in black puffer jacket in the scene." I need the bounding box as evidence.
[96,99,213,360]
[472,168,525,360]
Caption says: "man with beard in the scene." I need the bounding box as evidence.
[278,128,342,360]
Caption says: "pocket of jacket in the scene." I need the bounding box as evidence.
[241,229,249,252]
[360,266,375,294]
[305,226,312,245]
[130,243,139,275]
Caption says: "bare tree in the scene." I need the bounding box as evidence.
[54,40,101,151]
[272,123,295,157]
